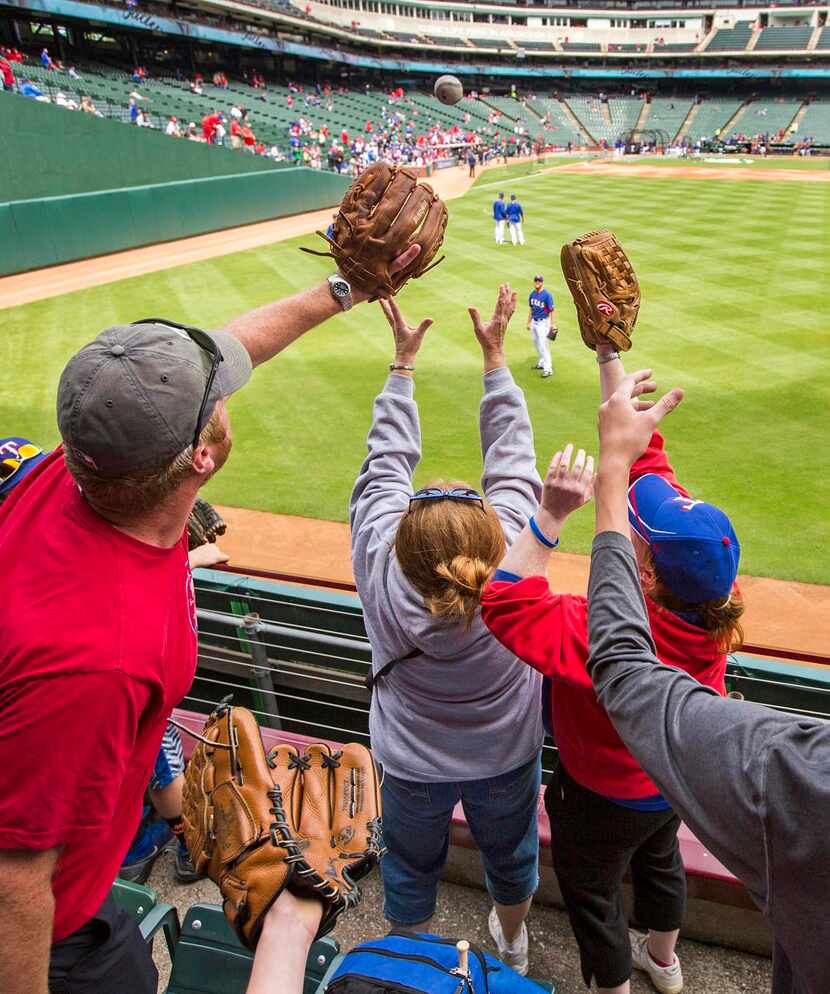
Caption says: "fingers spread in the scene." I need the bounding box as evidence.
[416,318,434,336]
[648,388,684,426]
[559,443,574,473]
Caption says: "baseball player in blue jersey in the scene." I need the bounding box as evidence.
[527,274,556,378]
[493,192,507,245]
[506,194,525,245]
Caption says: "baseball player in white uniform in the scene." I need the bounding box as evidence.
[527,274,556,378]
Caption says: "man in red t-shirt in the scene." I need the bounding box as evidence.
[0,240,422,992]
[202,110,221,143]
[0,54,14,91]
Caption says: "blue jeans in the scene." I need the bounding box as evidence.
[380,754,542,925]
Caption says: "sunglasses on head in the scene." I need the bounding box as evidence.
[134,318,224,452]
[408,487,484,513]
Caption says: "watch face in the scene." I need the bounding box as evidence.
[332,281,349,298]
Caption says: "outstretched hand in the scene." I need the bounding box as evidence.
[541,443,595,523]
[379,297,433,366]
[468,283,517,370]
[598,369,683,470]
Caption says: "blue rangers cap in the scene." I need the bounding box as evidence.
[0,437,48,498]
[628,473,740,603]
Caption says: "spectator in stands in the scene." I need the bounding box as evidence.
[481,346,743,994]
[68,65,81,80]
[137,108,153,128]
[120,724,200,884]
[0,53,14,91]
[166,115,181,137]
[0,245,421,994]
[129,96,139,125]
[55,91,79,111]
[40,47,55,70]
[230,115,243,148]
[20,78,46,100]
[350,286,545,977]
[241,122,256,152]
[581,369,830,994]
[202,110,222,144]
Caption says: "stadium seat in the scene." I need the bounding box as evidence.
[111,877,181,962]
[165,903,342,994]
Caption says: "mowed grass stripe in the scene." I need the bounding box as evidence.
[2,171,828,582]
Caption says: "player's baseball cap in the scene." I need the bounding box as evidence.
[0,438,47,497]
[534,275,544,283]
[628,474,740,603]
[57,320,252,478]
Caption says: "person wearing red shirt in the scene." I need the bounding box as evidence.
[341,128,349,145]
[241,123,256,150]
[0,245,421,994]
[481,344,743,994]
[202,110,222,144]
[0,54,14,91]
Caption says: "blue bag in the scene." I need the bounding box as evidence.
[326,930,553,993]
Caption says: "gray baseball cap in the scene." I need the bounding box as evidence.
[57,320,252,477]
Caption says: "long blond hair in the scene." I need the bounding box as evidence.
[394,481,505,630]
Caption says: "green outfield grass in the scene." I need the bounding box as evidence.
[3,166,829,583]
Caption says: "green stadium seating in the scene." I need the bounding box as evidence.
[482,96,546,139]
[792,99,830,144]
[817,27,830,50]
[685,98,744,141]
[562,42,601,52]
[728,98,802,139]
[645,98,694,142]
[532,97,588,146]
[165,903,341,994]
[111,878,181,963]
[754,25,813,51]
[706,23,753,52]
[568,96,641,144]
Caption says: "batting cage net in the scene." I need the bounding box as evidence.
[623,127,673,148]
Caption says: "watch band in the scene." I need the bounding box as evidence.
[389,363,415,372]
[327,274,353,312]
[597,351,621,365]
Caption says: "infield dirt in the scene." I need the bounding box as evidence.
[213,506,829,659]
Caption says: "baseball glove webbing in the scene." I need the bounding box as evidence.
[560,229,640,352]
[173,704,385,950]
[301,162,448,300]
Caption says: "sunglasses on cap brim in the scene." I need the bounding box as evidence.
[133,317,224,452]
[408,487,484,513]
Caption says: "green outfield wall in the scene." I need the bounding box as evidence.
[1,93,281,201]
[0,167,350,276]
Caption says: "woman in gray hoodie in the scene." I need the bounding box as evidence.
[349,285,545,976]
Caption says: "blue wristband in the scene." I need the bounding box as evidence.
[529,515,560,550]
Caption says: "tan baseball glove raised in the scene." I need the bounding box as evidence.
[301,162,447,300]
[560,230,640,351]
[181,703,384,950]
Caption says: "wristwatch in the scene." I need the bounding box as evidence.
[327,274,353,312]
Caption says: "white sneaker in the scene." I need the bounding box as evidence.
[488,907,529,976]
[629,930,684,994]
[541,369,553,378]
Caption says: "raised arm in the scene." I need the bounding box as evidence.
[587,372,775,901]
[349,298,432,580]
[223,245,420,368]
[469,284,543,540]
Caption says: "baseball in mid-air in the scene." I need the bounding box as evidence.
[434,74,464,106]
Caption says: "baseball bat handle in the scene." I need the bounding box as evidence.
[456,939,469,974]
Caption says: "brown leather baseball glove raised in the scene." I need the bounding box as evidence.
[301,162,447,300]
[181,703,384,950]
[560,230,640,351]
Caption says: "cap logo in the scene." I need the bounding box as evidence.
[672,496,703,512]
[597,301,615,316]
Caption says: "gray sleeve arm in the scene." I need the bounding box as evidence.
[479,367,543,545]
[349,374,420,583]
[585,531,781,906]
